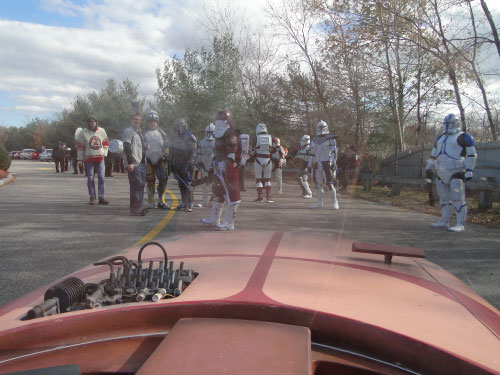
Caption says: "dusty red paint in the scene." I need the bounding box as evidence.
[0,231,499,375]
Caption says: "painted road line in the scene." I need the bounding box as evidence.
[134,188,179,246]
[39,168,52,171]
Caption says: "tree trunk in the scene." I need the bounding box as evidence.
[416,62,423,146]
[302,86,313,136]
[378,4,403,158]
[395,36,405,151]
[307,55,332,127]
[480,0,500,59]
[347,61,363,151]
[433,0,467,132]
[467,0,497,140]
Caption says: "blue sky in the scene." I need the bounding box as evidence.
[1,0,499,128]
[0,0,268,127]
[1,0,84,27]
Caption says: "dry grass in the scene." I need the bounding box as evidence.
[345,184,500,229]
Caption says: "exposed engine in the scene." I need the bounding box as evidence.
[23,242,197,320]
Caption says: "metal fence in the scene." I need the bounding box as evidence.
[362,141,500,210]
[379,141,500,183]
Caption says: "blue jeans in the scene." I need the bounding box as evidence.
[128,163,146,212]
[85,160,105,199]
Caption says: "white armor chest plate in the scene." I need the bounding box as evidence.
[256,134,272,156]
[311,139,334,163]
[199,137,215,170]
[434,132,465,183]
[214,120,229,139]
[435,133,464,160]
[144,129,165,164]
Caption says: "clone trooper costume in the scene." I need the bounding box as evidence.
[170,118,197,212]
[143,110,170,209]
[425,114,477,232]
[308,121,339,210]
[195,124,216,207]
[271,137,287,195]
[201,110,241,231]
[251,123,275,202]
[296,135,313,198]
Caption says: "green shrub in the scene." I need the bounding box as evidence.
[0,143,11,171]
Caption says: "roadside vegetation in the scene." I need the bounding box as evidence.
[348,184,500,229]
[0,143,11,178]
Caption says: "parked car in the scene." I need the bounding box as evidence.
[11,151,20,159]
[20,149,37,160]
[39,149,53,162]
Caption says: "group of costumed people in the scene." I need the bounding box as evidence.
[195,116,342,230]
[195,111,477,233]
[118,109,342,231]
[76,108,477,233]
[130,110,242,230]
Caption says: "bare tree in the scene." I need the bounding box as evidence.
[201,0,289,132]
[267,0,333,127]
[479,0,500,59]
[314,0,375,150]
[464,0,497,140]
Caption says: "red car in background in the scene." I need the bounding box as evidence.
[20,149,38,160]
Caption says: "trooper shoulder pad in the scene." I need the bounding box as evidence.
[458,133,475,147]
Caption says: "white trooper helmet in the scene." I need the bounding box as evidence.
[256,123,268,135]
[300,135,310,147]
[273,137,281,147]
[145,110,160,124]
[443,113,461,134]
[205,123,215,139]
[316,120,329,135]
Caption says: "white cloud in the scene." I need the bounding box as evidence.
[39,0,85,17]
[0,0,280,126]
[13,104,61,113]
[2,0,497,127]
[2,0,285,125]
[0,0,229,125]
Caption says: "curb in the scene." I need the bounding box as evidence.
[0,173,15,187]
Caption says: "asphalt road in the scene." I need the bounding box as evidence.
[1,160,499,311]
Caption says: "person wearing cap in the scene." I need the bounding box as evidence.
[76,115,110,205]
